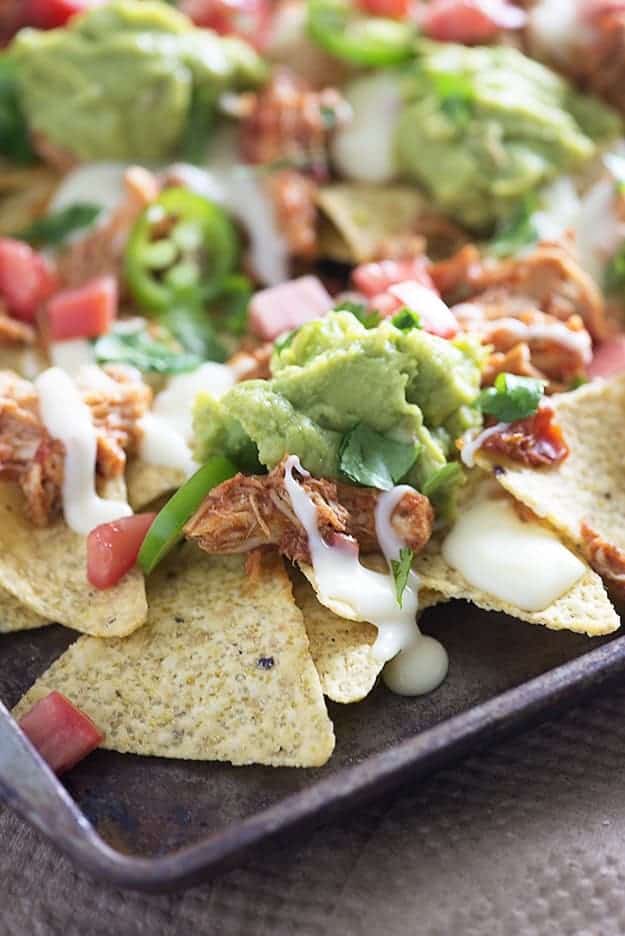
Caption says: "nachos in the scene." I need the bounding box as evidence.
[2,0,625,774]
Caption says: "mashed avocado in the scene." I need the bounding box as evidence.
[395,42,620,228]
[193,312,484,511]
[12,0,266,162]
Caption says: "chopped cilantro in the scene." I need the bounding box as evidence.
[337,300,381,329]
[94,322,202,374]
[478,373,544,422]
[15,203,102,248]
[391,307,422,331]
[338,424,419,491]
[390,547,415,608]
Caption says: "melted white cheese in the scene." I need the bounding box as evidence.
[49,339,95,376]
[139,362,235,476]
[34,367,131,534]
[442,496,585,612]
[49,163,129,240]
[383,634,449,697]
[284,456,419,662]
[331,73,402,184]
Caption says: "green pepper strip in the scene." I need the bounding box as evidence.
[125,187,239,315]
[307,0,416,67]
[138,456,237,574]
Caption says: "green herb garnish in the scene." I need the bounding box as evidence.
[339,424,419,491]
[391,307,422,331]
[161,304,227,363]
[94,323,202,374]
[478,372,544,422]
[490,195,538,258]
[0,56,36,165]
[15,203,102,247]
[337,300,381,329]
[390,547,415,608]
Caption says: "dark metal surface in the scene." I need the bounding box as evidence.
[1,601,625,892]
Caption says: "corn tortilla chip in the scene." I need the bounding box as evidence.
[294,571,444,703]
[126,459,185,511]
[15,547,335,767]
[476,375,625,557]
[0,482,147,637]
[413,492,619,639]
[316,184,425,263]
[0,586,49,634]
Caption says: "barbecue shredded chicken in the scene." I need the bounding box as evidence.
[0,368,151,525]
[185,457,434,563]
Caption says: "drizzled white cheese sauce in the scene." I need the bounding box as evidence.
[49,339,95,376]
[460,423,508,468]
[442,494,585,612]
[139,362,235,476]
[48,162,130,239]
[487,317,593,362]
[284,457,448,695]
[35,367,131,535]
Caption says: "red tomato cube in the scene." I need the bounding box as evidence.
[87,513,156,590]
[45,275,117,341]
[19,691,104,775]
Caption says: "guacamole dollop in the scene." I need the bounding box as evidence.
[193,312,484,510]
[12,0,267,162]
[394,42,620,229]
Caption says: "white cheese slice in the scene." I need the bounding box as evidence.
[442,496,585,612]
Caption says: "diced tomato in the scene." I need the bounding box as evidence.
[0,238,58,323]
[387,280,459,338]
[352,256,435,298]
[480,405,569,467]
[357,0,412,18]
[420,0,526,44]
[249,275,333,341]
[588,335,625,379]
[180,0,271,49]
[22,0,103,29]
[19,691,103,775]
[87,513,156,590]
[45,275,117,341]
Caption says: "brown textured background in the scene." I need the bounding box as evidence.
[3,679,625,936]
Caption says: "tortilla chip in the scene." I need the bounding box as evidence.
[15,547,335,767]
[407,467,618,636]
[0,482,147,637]
[0,167,59,237]
[0,586,49,634]
[126,459,185,511]
[294,571,444,703]
[316,184,425,263]
[476,375,625,557]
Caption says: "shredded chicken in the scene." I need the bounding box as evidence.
[57,167,160,288]
[266,169,318,258]
[0,367,151,525]
[230,342,273,382]
[0,302,35,346]
[0,371,64,526]
[77,366,152,478]
[478,405,570,467]
[185,457,434,563]
[240,67,351,178]
[581,520,625,598]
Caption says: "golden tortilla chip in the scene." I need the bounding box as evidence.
[294,572,444,703]
[316,184,425,263]
[0,482,147,637]
[0,586,48,634]
[414,537,619,637]
[476,375,625,557]
[15,547,335,768]
[126,459,185,511]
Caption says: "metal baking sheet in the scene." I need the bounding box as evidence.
[2,601,625,892]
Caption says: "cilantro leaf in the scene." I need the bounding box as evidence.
[390,547,415,608]
[605,243,625,295]
[15,203,102,247]
[391,307,422,331]
[339,424,419,491]
[490,195,538,258]
[337,300,381,329]
[422,462,464,521]
[94,323,202,374]
[432,71,474,127]
[161,304,227,363]
[478,373,544,422]
[209,274,252,336]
